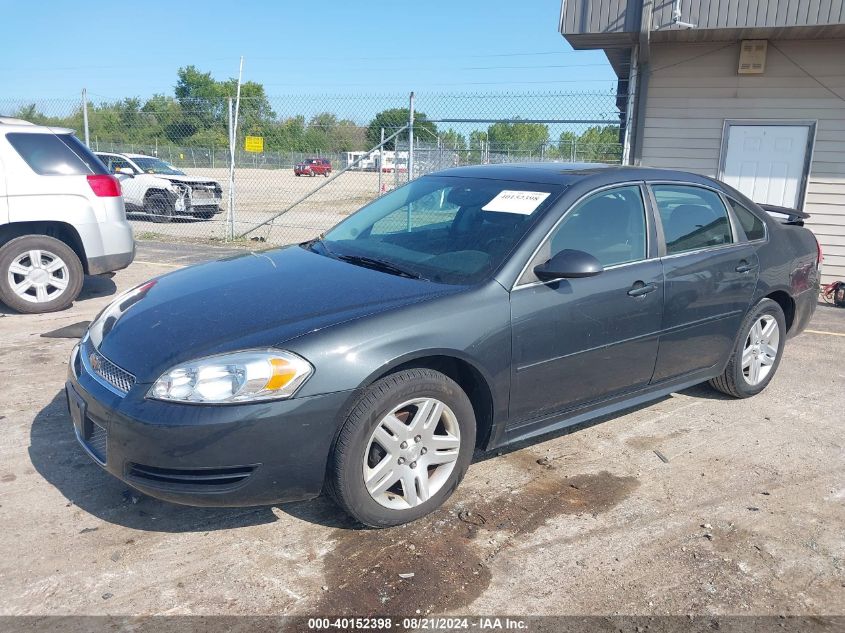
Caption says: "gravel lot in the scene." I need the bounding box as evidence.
[1,242,843,619]
[128,169,390,245]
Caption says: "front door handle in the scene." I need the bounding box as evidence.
[735,261,757,273]
[627,281,658,297]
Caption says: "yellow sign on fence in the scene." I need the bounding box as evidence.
[244,136,264,153]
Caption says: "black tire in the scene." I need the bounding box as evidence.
[709,298,786,398]
[145,193,174,223]
[328,368,476,528]
[324,172,330,177]
[195,210,215,220]
[0,235,84,314]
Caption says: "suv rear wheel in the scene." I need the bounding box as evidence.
[0,235,84,314]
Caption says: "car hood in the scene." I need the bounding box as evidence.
[91,246,461,383]
[155,174,219,186]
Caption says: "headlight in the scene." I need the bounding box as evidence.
[148,350,313,404]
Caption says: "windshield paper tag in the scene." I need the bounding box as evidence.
[482,190,551,215]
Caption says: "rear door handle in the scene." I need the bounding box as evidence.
[735,261,757,273]
[627,281,658,297]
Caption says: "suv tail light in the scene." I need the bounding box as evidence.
[87,174,121,197]
[816,236,823,269]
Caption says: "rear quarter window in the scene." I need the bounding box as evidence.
[727,199,766,241]
[6,132,107,176]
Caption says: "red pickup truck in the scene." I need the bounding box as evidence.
[294,158,332,177]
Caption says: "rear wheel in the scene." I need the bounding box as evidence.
[0,235,83,314]
[195,210,216,220]
[328,368,476,527]
[710,298,786,398]
[145,193,174,223]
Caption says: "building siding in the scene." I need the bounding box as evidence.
[561,0,845,37]
[640,39,845,284]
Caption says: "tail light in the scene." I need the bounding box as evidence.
[87,174,122,197]
[816,235,823,268]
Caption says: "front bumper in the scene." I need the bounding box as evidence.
[66,343,352,507]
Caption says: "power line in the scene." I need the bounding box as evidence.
[0,51,607,73]
[259,79,619,88]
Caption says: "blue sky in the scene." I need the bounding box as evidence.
[2,0,617,100]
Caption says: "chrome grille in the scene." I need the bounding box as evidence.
[84,340,136,395]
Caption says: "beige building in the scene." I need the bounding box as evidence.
[560,1,845,284]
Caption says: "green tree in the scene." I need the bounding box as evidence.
[439,129,466,150]
[558,125,622,163]
[487,121,549,154]
[366,108,437,150]
[174,65,275,143]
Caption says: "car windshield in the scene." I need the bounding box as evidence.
[313,175,564,285]
[131,157,185,175]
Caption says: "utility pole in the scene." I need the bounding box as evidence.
[226,56,244,241]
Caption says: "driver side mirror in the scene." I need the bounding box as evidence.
[534,249,603,281]
[115,167,135,177]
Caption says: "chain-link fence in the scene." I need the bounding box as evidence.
[1,91,627,247]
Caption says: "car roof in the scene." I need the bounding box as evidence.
[0,117,74,135]
[429,162,721,188]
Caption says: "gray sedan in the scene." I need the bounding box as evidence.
[66,164,820,527]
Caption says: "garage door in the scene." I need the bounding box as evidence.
[720,123,814,209]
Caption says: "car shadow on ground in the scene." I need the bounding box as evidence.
[0,274,117,315]
[29,383,729,533]
[29,390,358,533]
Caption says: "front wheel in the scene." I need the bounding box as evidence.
[710,298,786,398]
[0,235,84,313]
[145,193,174,223]
[328,369,476,527]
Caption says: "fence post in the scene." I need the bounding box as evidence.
[81,88,90,147]
[378,127,384,194]
[227,96,235,242]
[408,92,415,182]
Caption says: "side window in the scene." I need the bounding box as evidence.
[112,158,133,173]
[652,185,733,255]
[520,185,647,284]
[727,198,766,241]
[545,185,648,266]
[99,156,127,173]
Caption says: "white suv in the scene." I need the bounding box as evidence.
[0,118,135,314]
[96,152,223,222]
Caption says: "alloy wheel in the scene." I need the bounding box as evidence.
[741,315,780,386]
[362,397,461,509]
[7,249,70,304]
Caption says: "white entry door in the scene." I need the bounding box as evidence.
[720,123,814,209]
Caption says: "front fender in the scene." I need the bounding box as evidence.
[284,282,513,431]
